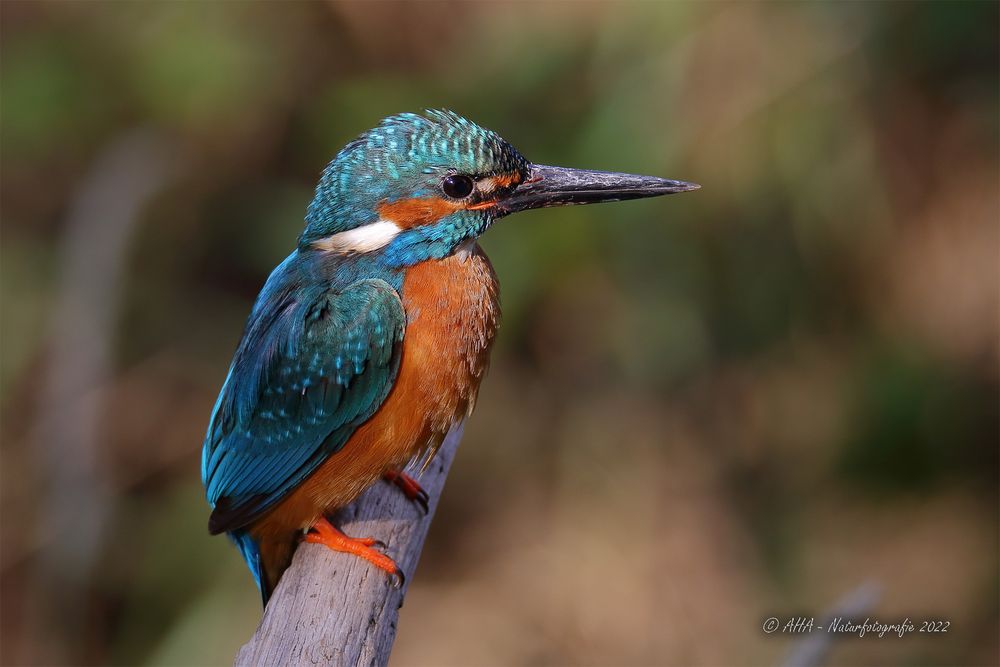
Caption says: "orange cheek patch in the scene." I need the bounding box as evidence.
[378,192,506,226]
[378,197,463,229]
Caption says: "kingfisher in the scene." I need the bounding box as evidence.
[202,110,697,604]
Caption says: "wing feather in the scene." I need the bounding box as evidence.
[202,277,405,534]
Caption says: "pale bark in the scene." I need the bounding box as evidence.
[235,423,464,667]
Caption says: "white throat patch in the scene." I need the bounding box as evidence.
[455,238,476,262]
[313,220,402,253]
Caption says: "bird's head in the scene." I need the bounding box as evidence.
[300,110,697,267]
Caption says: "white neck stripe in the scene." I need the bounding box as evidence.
[313,220,402,253]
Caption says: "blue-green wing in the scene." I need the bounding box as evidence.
[202,277,405,534]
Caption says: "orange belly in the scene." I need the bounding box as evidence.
[251,243,500,545]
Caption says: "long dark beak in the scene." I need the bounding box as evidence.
[497,164,699,216]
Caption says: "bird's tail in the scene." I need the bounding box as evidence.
[229,529,271,605]
[228,529,296,606]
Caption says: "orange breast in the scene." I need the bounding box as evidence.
[254,243,500,538]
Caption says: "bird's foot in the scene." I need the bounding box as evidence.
[304,518,404,586]
[383,469,429,513]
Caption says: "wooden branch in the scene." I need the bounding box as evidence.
[235,422,465,667]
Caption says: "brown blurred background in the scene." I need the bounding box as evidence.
[1,2,997,666]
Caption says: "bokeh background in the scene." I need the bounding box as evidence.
[2,2,997,666]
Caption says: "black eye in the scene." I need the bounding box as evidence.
[441,174,474,199]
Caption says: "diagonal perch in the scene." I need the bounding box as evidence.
[234,422,465,667]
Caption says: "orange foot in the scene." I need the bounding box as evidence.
[383,469,429,513]
[304,517,404,586]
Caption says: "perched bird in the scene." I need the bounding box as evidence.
[202,110,697,603]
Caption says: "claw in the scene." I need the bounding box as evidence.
[383,470,430,514]
[304,518,402,582]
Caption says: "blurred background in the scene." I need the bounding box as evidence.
[1,2,997,666]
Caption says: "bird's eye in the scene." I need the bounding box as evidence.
[441,174,474,199]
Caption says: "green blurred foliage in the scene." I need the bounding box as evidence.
[1,1,997,666]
